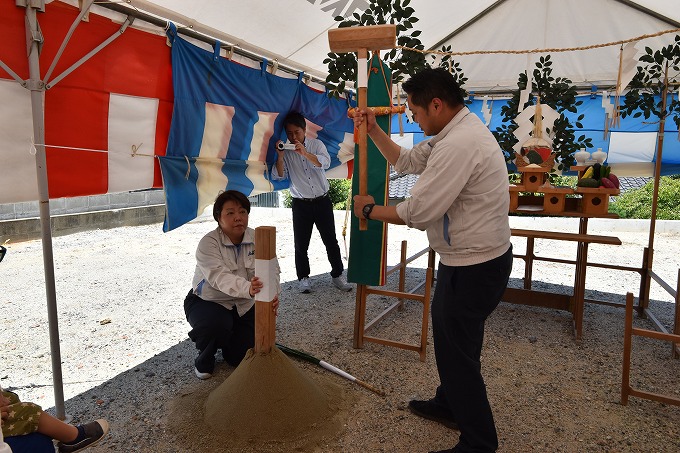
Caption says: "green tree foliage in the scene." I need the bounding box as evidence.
[281,179,352,210]
[621,35,680,130]
[609,176,680,220]
[493,55,592,171]
[324,0,427,99]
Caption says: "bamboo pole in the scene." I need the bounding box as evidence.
[254,226,276,353]
[276,343,385,396]
[641,61,669,312]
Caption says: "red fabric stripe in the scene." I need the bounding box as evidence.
[38,3,173,101]
[1,2,173,197]
[45,87,109,197]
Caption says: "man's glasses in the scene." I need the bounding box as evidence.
[0,245,6,263]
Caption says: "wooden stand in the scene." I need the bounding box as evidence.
[353,241,435,361]
[254,226,276,354]
[510,165,619,217]
[621,292,680,406]
[504,227,622,340]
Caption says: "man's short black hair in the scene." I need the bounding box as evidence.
[213,190,251,222]
[402,68,465,109]
[283,111,307,130]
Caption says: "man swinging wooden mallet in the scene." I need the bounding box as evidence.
[328,24,397,231]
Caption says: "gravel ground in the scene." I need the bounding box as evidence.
[1,208,679,452]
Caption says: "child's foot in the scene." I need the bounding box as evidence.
[57,419,109,452]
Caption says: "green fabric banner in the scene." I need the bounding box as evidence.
[347,55,391,286]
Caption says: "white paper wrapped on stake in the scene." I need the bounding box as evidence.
[254,257,280,302]
[357,57,368,88]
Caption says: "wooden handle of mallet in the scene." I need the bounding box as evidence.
[254,226,276,353]
[357,47,368,231]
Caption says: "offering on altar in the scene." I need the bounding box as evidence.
[576,163,620,189]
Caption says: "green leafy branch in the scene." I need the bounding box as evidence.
[324,0,427,98]
[620,35,680,130]
[493,55,591,172]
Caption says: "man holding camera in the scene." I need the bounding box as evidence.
[271,111,352,294]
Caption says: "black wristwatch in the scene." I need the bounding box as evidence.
[362,203,376,220]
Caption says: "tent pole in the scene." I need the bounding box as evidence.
[23,2,66,420]
[641,61,669,314]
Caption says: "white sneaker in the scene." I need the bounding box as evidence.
[299,277,311,293]
[332,275,353,292]
[194,367,212,380]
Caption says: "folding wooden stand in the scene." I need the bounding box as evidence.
[353,241,436,362]
[621,292,680,406]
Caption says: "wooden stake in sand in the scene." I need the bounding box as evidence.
[254,226,277,353]
[328,24,396,231]
[203,226,345,446]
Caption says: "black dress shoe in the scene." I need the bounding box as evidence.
[408,399,459,430]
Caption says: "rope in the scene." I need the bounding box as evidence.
[342,186,352,260]
[32,143,155,157]
[396,27,680,57]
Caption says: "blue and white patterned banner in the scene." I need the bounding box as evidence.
[159,28,355,231]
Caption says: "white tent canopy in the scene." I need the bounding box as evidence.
[127,0,680,92]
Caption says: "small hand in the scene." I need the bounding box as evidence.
[249,276,263,297]
[275,140,285,157]
[293,141,307,157]
[352,108,377,133]
[353,194,376,219]
[272,295,279,316]
[0,394,10,420]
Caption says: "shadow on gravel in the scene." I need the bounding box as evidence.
[47,338,206,450]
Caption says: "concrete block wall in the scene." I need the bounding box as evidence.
[0,190,166,221]
[0,205,167,244]
[0,190,167,243]
[0,190,281,243]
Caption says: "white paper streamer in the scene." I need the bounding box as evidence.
[617,42,639,95]
[518,53,534,114]
[601,91,614,116]
[481,96,492,126]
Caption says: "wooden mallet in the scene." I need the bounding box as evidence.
[328,24,396,231]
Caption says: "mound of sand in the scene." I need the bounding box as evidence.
[168,347,349,452]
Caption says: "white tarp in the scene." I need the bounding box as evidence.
[133,0,680,91]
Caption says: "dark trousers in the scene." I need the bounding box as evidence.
[431,246,513,453]
[184,290,255,371]
[4,433,54,453]
[291,195,344,280]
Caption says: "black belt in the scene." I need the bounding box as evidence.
[296,193,328,202]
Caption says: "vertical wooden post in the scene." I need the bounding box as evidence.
[357,48,368,231]
[398,240,407,311]
[673,269,680,359]
[254,226,276,353]
[353,284,367,349]
[621,292,634,405]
